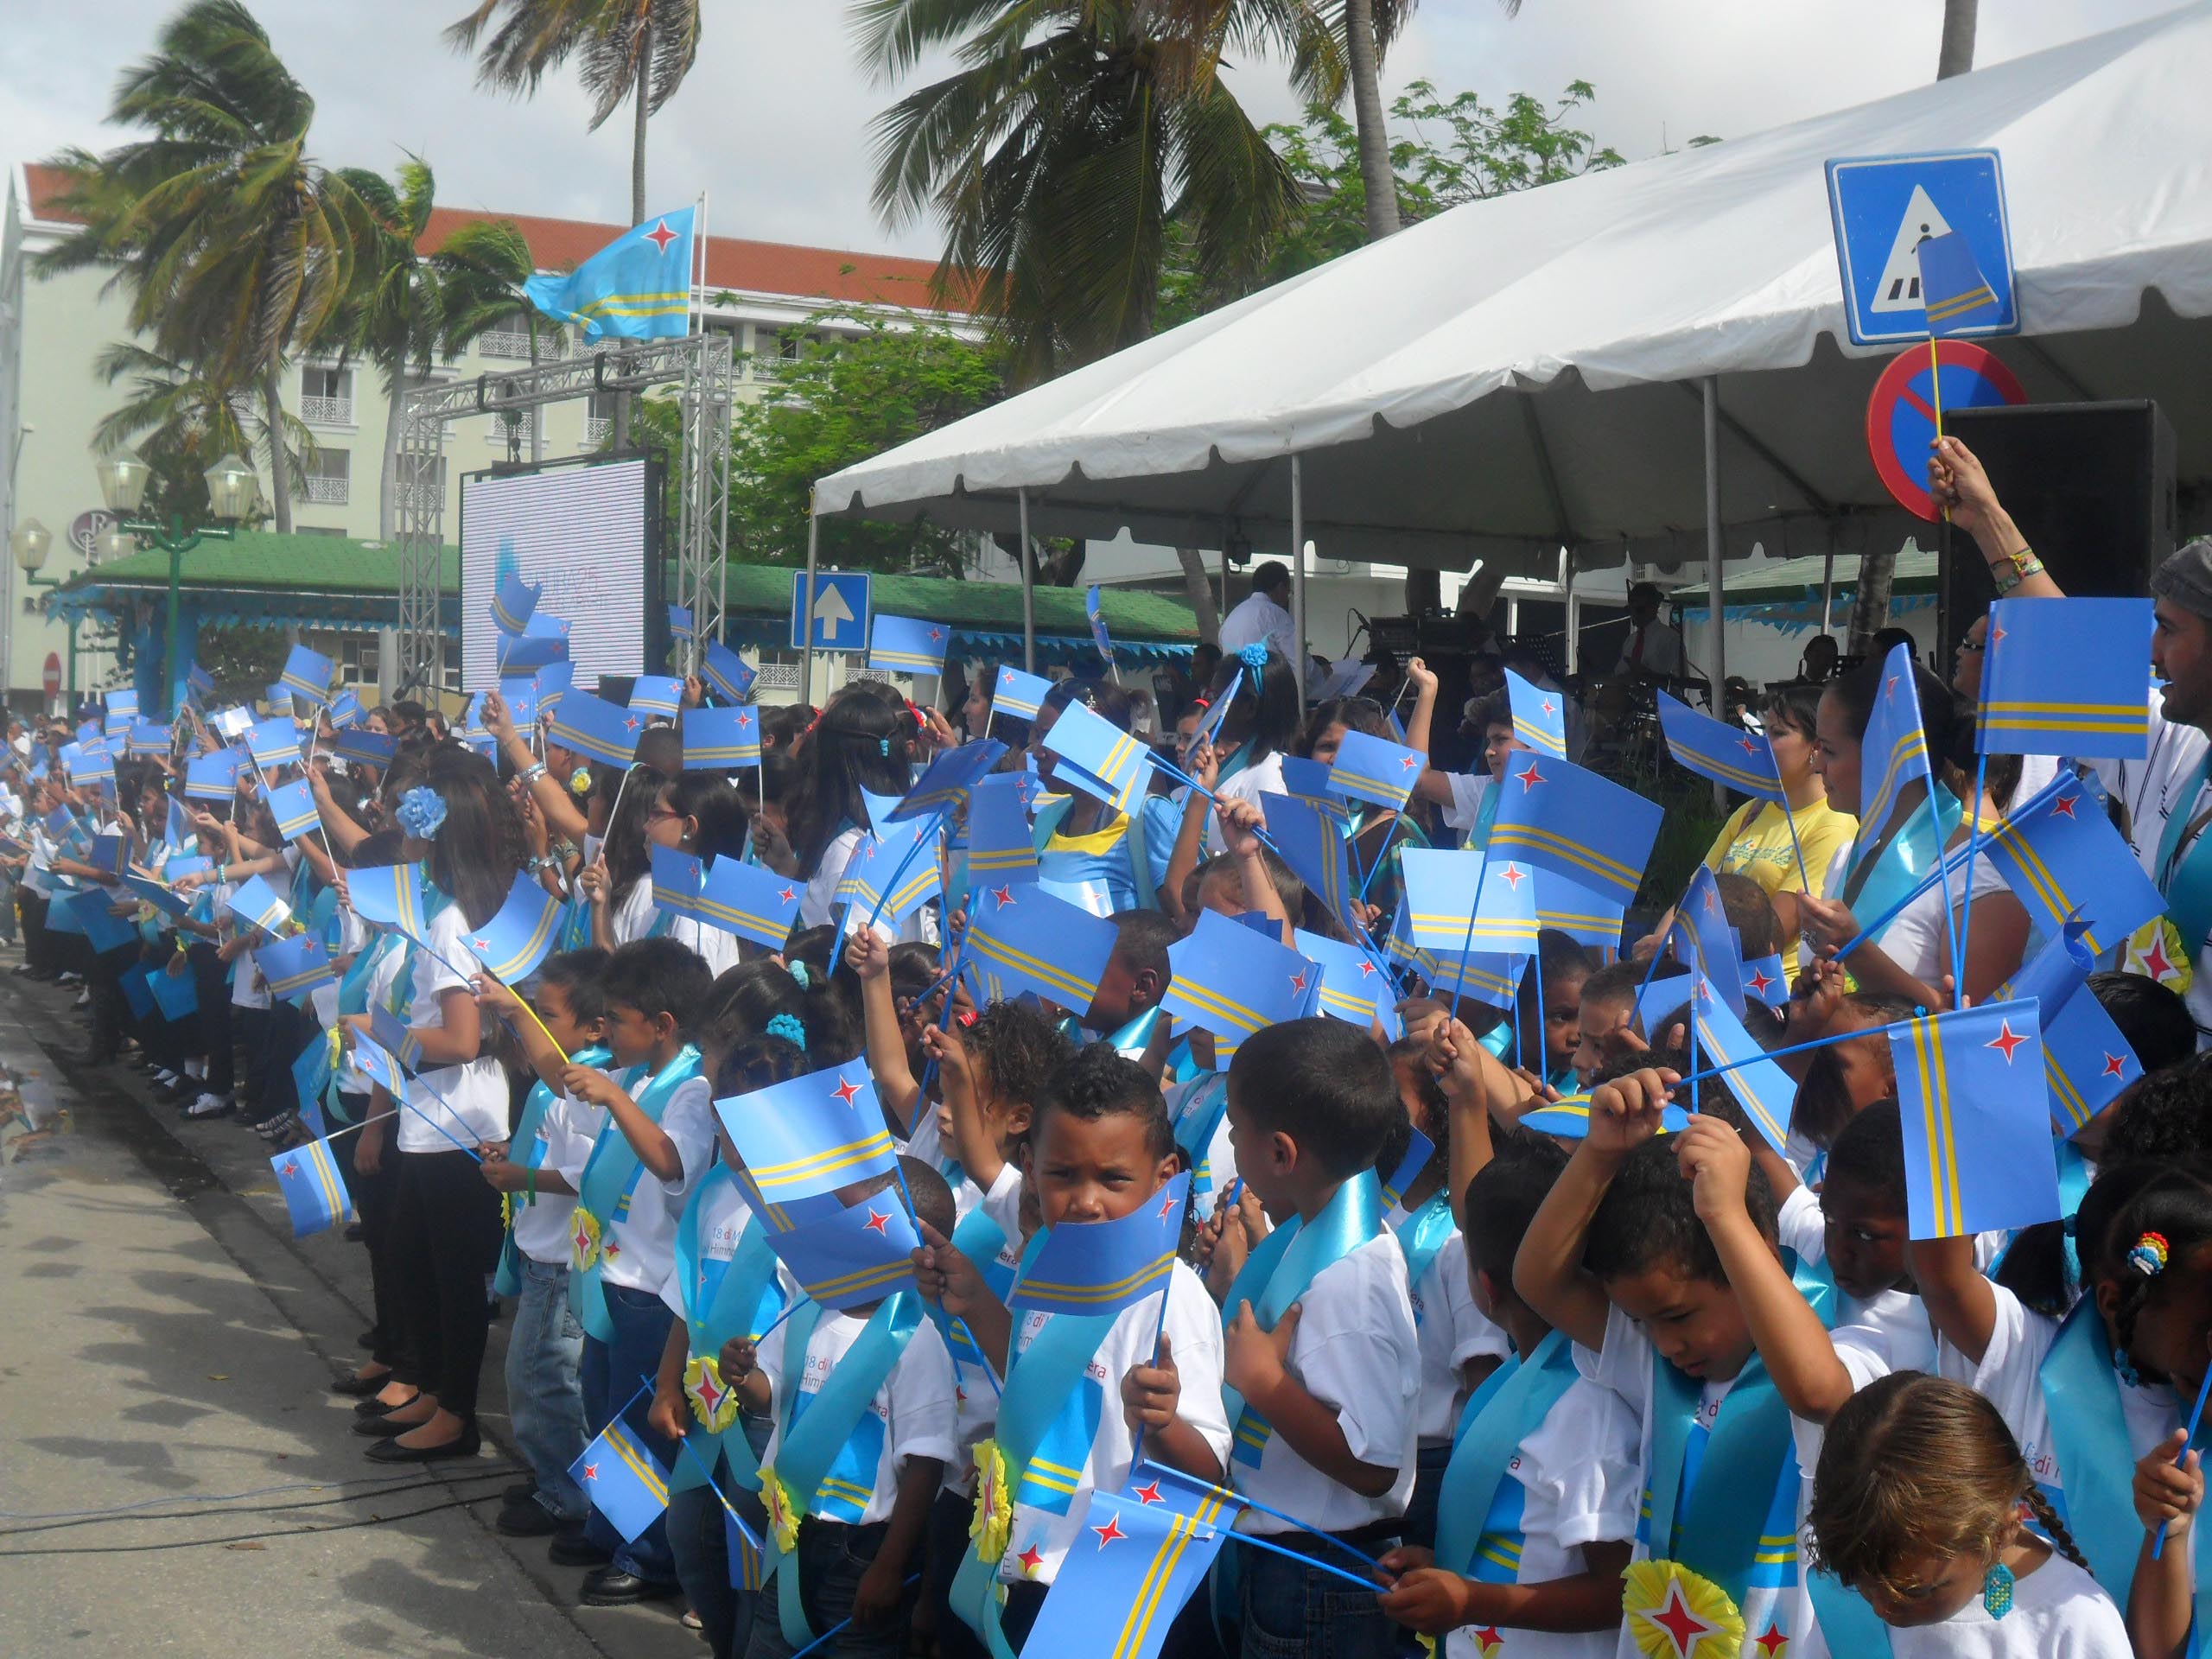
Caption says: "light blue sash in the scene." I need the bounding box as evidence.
[1170,1075,1231,1203]
[493,1040,612,1297]
[2155,753,2212,969]
[2038,1300,2148,1601]
[766,1292,925,1646]
[1221,1170,1384,1466]
[1841,787,1962,948]
[1432,1330,1579,1578]
[569,1046,703,1341]
[670,1168,784,1493]
[1393,1192,1457,1321]
[931,1207,1012,1374]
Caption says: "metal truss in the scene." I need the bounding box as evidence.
[393,333,734,697]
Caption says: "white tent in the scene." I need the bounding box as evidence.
[814,1,2212,601]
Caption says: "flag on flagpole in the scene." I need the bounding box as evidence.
[1889,1000,2062,1239]
[346,862,429,938]
[1529,868,1625,952]
[224,874,292,938]
[1160,912,1320,1069]
[1086,585,1115,665]
[1293,928,1394,1027]
[627,675,683,719]
[759,1192,920,1310]
[893,739,1006,822]
[1018,1467,1239,1659]
[571,1421,672,1542]
[713,1062,899,1204]
[965,882,1117,1013]
[1400,849,1541,952]
[267,779,321,843]
[1325,729,1426,814]
[456,873,564,983]
[1256,791,1361,938]
[1503,667,1569,760]
[868,615,951,677]
[254,934,337,999]
[1656,690,1783,800]
[185,747,247,800]
[1858,643,1933,840]
[1675,867,1747,1018]
[702,640,756,704]
[1976,597,2153,758]
[667,603,694,641]
[334,727,397,766]
[272,1138,355,1237]
[1041,701,1147,815]
[992,665,1053,722]
[497,613,571,673]
[525,206,697,343]
[651,843,708,923]
[1009,1174,1188,1316]
[1488,752,1662,908]
[492,569,542,636]
[693,856,804,948]
[836,819,943,924]
[681,704,760,770]
[127,722,173,757]
[965,774,1039,882]
[1999,923,2143,1136]
[1686,979,1793,1153]
[246,716,302,770]
[1274,755,1351,826]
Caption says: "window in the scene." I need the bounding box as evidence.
[336,634,379,686]
[584,392,615,446]
[749,323,800,379]
[301,448,350,505]
[296,526,347,538]
[300,364,353,424]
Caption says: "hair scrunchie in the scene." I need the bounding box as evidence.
[788,960,810,988]
[1236,642,1270,671]
[396,785,447,838]
[766,1012,807,1051]
[2128,1230,2171,1278]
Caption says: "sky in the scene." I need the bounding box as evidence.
[1,0,2186,260]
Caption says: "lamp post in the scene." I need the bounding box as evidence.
[10,516,72,709]
[94,446,258,716]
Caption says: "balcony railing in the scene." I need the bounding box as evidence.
[478,327,566,361]
[583,416,612,445]
[300,394,353,425]
[748,353,791,381]
[302,473,349,505]
[755,661,800,690]
[394,480,445,512]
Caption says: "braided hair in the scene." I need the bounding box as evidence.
[2101,1166,2212,1383]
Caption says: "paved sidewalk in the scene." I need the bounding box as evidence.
[0,963,701,1656]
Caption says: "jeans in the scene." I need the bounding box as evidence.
[505,1256,588,1522]
[741,1518,912,1659]
[669,1414,775,1659]
[581,1283,680,1585]
[1402,1441,1453,1554]
[926,1487,988,1659]
[1236,1527,1401,1659]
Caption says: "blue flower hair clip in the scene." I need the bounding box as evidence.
[396,785,447,839]
[766,1012,807,1050]
[1236,642,1270,671]
[788,960,810,988]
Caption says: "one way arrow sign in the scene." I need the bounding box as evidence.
[790,569,873,652]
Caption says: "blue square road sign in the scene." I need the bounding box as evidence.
[790,569,874,652]
[1826,149,2018,346]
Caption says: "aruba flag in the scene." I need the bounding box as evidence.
[347,861,429,942]
[458,873,564,983]
[1326,729,1425,814]
[694,855,804,948]
[964,773,1039,882]
[1009,1174,1188,1317]
[1487,752,1662,908]
[714,1062,898,1205]
[682,704,760,770]
[651,842,708,923]
[1020,1465,1239,1659]
[571,1421,671,1542]
[1041,700,1147,816]
[627,675,683,719]
[1999,922,2143,1136]
[549,690,645,768]
[966,881,1117,1014]
[1888,1000,2062,1240]
[1401,848,1539,952]
[1977,596,2152,759]
[277,644,334,707]
[254,934,336,999]
[1687,979,1793,1154]
[1857,643,1932,841]
[1160,911,1319,1069]
[492,568,541,636]
[525,205,696,343]
[1504,667,1569,760]
[272,1138,354,1238]
[893,738,1005,822]
[992,665,1052,722]
[1915,231,2003,336]
[760,1192,920,1311]
[868,614,951,677]
[1656,689,1783,801]
[1980,774,2164,957]
[1256,791,1360,938]
[702,639,757,704]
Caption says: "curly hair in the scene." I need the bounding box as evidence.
[1809,1373,2088,1602]
[965,999,1076,1117]
[1033,1041,1174,1162]
[1585,1134,1775,1286]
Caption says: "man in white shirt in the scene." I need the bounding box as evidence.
[1611,583,1684,683]
[1219,561,1296,664]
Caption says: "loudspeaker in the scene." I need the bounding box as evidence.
[1938,400,2176,661]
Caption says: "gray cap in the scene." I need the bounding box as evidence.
[2151,537,2212,617]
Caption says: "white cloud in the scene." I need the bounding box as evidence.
[3,0,2181,260]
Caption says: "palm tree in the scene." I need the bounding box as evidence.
[338,159,540,536]
[90,341,313,525]
[1937,0,1977,79]
[432,217,545,460]
[1333,1,1520,242]
[858,1,1328,385]
[35,0,368,532]
[443,0,702,227]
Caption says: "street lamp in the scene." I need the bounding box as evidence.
[11,517,70,709]
[95,445,260,716]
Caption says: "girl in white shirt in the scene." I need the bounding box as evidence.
[1201,645,1300,855]
[369,747,524,1463]
[1807,1373,2130,1657]
[585,766,747,977]
[780,688,920,931]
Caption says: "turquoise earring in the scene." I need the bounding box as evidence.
[1982,1560,2015,1618]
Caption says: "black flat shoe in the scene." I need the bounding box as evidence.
[580,1567,680,1606]
[329,1370,393,1397]
[364,1425,480,1464]
[352,1410,432,1438]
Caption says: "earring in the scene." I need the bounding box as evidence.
[1982,1560,2015,1619]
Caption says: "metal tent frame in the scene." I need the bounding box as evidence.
[393,332,734,696]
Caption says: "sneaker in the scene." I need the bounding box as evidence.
[58,970,81,984]
[72,991,90,1008]
[153,1069,179,1086]
[185,1092,234,1118]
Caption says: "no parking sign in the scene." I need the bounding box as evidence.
[1865,340,2027,520]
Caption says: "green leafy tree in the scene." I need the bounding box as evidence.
[89,341,304,527]
[35,0,370,533]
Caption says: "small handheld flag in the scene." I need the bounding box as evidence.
[1676,867,1747,1018]
[667,602,694,640]
[991,665,1052,722]
[571,1421,671,1542]
[1293,928,1395,1027]
[277,644,334,707]
[525,204,697,344]
[1530,868,1626,952]
[549,690,645,769]
[1686,980,1793,1153]
[1982,775,2164,957]
[535,661,574,712]
[1400,849,1540,952]
[246,716,302,770]
[1857,643,1932,841]
[868,614,950,677]
[1915,231,2002,336]
[492,569,542,635]
[149,963,199,1020]
[1274,755,1351,826]
[329,687,362,729]
[627,675,682,719]
[1999,923,2143,1136]
[185,747,246,801]
[1016,1484,1232,1659]
[1488,752,1662,908]
[455,873,564,983]
[334,727,397,767]
[1656,690,1783,801]
[1009,1173,1189,1316]
[1889,1000,2061,1239]
[1086,585,1114,664]
[346,861,429,940]
[497,614,570,673]
[760,1192,920,1311]
[267,779,321,843]
[892,740,1005,823]
[1977,597,2153,759]
[1325,729,1425,814]
[965,882,1117,1014]
[127,722,173,758]
[224,874,292,938]
[836,818,943,925]
[964,773,1039,883]
[692,856,803,949]
[1258,791,1360,938]
[714,1063,898,1204]
[1041,700,1147,815]
[651,842,709,922]
[272,1139,355,1238]
[1503,667,1569,760]
[255,934,337,999]
[1160,912,1319,1069]
[701,639,756,704]
[682,704,760,770]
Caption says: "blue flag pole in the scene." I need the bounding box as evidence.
[639,1372,764,1550]
[1223,1528,1384,1592]
[1952,749,1990,1008]
[2154,1364,2212,1559]
[1446,848,1491,1035]
[1782,798,1810,894]
[785,1577,923,1659]
[1668,1016,1916,1094]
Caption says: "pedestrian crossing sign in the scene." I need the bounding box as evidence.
[1826,149,2018,346]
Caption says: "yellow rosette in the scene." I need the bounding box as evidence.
[760,1464,800,1554]
[684,1353,741,1434]
[969,1439,1012,1564]
[1623,1560,1743,1659]
[569,1206,603,1273]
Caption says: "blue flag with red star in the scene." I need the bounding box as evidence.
[1257,791,1361,938]
[964,773,1039,884]
[253,934,335,999]
[1977,597,2152,759]
[271,1137,354,1237]
[1504,667,1569,761]
[868,613,952,677]
[991,665,1052,723]
[627,675,683,719]
[1040,699,1148,816]
[1009,1173,1188,1317]
[760,1191,920,1311]
[966,881,1117,1015]
[694,855,804,949]
[1400,848,1540,953]
[459,872,564,983]
[1326,729,1426,813]
[1980,772,2165,957]
[893,738,1007,822]
[682,703,761,770]
[1656,689,1783,801]
[1160,912,1319,1069]
[1857,643,1933,842]
[1487,752,1662,908]
[570,1421,671,1542]
[547,689,643,769]
[702,639,756,704]
[713,1062,899,1205]
[1888,1001,2062,1240]
[1018,1467,1239,1659]
[1999,922,2143,1137]
[651,842,709,923]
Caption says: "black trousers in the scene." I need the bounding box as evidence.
[387,1147,504,1418]
[334,1091,403,1366]
[19,887,53,974]
[188,941,233,1096]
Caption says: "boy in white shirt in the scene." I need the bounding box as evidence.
[1217,1019,1421,1659]
[721,1159,957,1659]
[556,938,720,1604]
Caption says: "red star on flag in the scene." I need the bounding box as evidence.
[1398,754,1420,770]
[1131,1479,1164,1504]
[1647,1582,1713,1655]
[929,627,944,642]
[1885,674,1900,699]
[1001,671,1014,688]
[1497,862,1528,889]
[778,886,796,904]
[1747,969,1776,997]
[831,1076,864,1108]
[1738,737,1763,755]
[1541,697,1556,716]
[1515,761,1546,792]
[1991,623,2007,645]
[1015,1544,1045,1576]
[736,711,753,729]
[2103,1052,2130,1078]
[623,715,642,733]
[1356,960,1376,977]
[1755,1624,1789,1656]
[1157,1190,1179,1221]
[863,1207,891,1235]
[582,1462,600,1481]
[992,886,1015,907]
[2050,792,2080,819]
[1985,1020,2028,1064]
[2145,933,2177,978]
[643,217,678,253]
[1290,969,1309,995]
[1091,1515,1128,1548]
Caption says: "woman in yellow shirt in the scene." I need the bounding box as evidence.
[1703,683,1857,936]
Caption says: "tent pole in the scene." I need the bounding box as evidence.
[1820,547,1836,640]
[1560,546,1578,678]
[802,510,820,709]
[1290,454,1307,715]
[1702,376,1727,812]
[1018,488,1035,674]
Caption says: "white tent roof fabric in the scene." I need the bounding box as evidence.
[817,3,2212,577]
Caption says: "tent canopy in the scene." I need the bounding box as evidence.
[816,3,2212,577]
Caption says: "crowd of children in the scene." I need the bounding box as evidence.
[8,436,2207,1659]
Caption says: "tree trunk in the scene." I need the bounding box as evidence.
[380,372,404,541]
[1937,0,1978,79]
[263,359,292,533]
[1345,0,1401,240]
[1848,548,1897,651]
[1175,547,1220,644]
[615,21,652,451]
